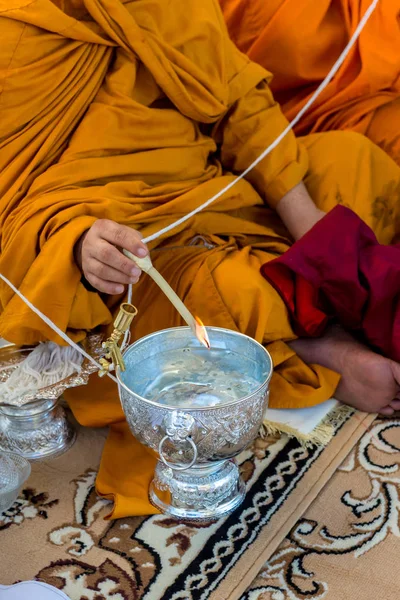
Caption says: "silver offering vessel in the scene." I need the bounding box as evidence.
[118,326,272,521]
[0,337,101,460]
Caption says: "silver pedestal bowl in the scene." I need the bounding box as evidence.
[0,338,101,460]
[118,326,272,521]
[0,397,76,461]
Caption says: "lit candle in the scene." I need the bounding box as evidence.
[123,250,209,347]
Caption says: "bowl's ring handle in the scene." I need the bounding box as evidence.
[159,410,198,471]
[158,435,198,471]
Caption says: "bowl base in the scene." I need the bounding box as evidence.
[149,459,246,521]
[0,399,76,461]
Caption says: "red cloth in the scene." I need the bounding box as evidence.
[261,205,400,361]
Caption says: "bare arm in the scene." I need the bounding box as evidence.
[214,78,324,239]
[275,182,325,240]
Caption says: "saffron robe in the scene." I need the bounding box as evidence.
[220,0,400,164]
[0,0,399,516]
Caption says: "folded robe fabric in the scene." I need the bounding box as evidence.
[261,205,400,361]
[220,0,400,164]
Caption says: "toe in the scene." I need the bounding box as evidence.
[379,406,395,416]
[389,399,400,410]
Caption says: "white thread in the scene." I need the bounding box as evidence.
[0,0,378,368]
[142,0,378,245]
[0,273,118,384]
[0,342,83,405]
[122,0,378,339]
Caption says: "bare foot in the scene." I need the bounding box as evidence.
[289,326,400,416]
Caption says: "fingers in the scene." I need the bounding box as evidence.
[79,220,148,295]
[379,406,395,416]
[91,241,142,279]
[389,399,400,411]
[92,220,148,259]
[87,275,126,296]
[85,258,141,286]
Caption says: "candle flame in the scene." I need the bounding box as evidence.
[194,316,210,349]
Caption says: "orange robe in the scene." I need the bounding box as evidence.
[220,0,400,163]
[0,0,399,517]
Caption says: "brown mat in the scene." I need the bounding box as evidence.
[0,410,374,599]
[241,417,400,600]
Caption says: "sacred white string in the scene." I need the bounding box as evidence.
[127,0,378,307]
[141,0,379,246]
[0,272,118,384]
[0,0,378,380]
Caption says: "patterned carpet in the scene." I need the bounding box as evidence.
[0,409,383,600]
[242,417,400,600]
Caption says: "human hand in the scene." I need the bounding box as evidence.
[74,220,148,294]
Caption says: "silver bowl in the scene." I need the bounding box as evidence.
[0,450,31,513]
[0,337,102,460]
[118,326,272,521]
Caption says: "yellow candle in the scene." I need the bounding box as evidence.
[123,251,198,335]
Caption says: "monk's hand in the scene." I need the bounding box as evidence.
[275,182,325,240]
[74,220,148,295]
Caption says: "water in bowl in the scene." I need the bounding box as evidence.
[123,347,267,408]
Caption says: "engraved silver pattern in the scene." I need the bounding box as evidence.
[0,401,76,460]
[0,335,103,460]
[118,326,272,520]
